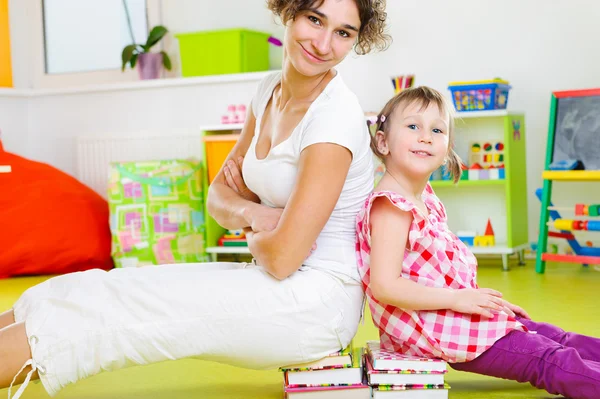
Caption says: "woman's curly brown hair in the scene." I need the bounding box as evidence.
[267,0,390,55]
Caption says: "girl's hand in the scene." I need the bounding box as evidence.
[503,300,531,319]
[450,288,509,318]
[224,156,260,203]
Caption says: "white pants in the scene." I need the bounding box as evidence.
[12,262,364,397]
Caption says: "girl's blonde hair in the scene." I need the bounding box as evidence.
[370,86,463,183]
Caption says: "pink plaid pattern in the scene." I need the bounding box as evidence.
[356,185,526,363]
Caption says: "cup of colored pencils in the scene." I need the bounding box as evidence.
[391,75,415,94]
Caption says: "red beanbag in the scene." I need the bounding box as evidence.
[0,139,113,278]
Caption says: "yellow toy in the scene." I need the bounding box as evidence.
[474,219,495,247]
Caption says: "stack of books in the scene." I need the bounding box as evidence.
[281,343,369,398]
[365,341,450,399]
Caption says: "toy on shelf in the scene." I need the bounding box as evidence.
[465,141,506,181]
[457,231,476,246]
[391,75,415,94]
[474,219,495,247]
[430,141,506,182]
[448,78,511,112]
[218,229,248,247]
[221,104,247,125]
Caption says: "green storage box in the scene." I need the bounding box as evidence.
[176,28,271,77]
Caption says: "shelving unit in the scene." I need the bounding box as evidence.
[431,111,529,271]
[200,124,251,261]
[197,112,530,269]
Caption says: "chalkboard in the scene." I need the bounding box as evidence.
[553,94,600,170]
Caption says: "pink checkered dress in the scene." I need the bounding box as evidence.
[355,185,526,363]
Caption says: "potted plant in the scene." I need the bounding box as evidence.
[121,25,172,80]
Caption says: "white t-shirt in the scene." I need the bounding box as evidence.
[242,71,374,283]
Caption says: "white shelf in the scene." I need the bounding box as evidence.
[456,110,521,118]
[200,123,244,132]
[0,70,277,98]
[206,246,251,254]
[0,88,30,97]
[467,243,529,255]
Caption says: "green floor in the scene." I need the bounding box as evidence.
[1,260,598,399]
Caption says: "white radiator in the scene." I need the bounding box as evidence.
[76,130,203,198]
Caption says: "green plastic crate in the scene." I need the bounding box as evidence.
[175,28,271,77]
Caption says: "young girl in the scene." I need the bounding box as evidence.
[356,87,600,399]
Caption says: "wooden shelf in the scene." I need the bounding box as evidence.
[542,170,600,181]
[430,179,506,188]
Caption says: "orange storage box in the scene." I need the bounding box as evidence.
[203,134,240,183]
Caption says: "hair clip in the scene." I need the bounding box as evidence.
[379,115,386,123]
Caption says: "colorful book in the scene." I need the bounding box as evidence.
[217,237,248,246]
[366,341,447,372]
[284,348,364,387]
[365,355,445,386]
[280,344,353,372]
[372,384,450,399]
[284,383,370,399]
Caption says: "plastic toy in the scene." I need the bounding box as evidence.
[474,219,495,247]
[535,188,600,270]
[463,141,506,181]
[218,229,248,247]
[548,219,600,232]
[456,231,476,246]
[221,104,247,125]
[548,203,600,216]
[469,141,504,169]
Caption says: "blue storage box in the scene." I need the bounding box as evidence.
[448,79,511,112]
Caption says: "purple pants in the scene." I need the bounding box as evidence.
[450,317,600,399]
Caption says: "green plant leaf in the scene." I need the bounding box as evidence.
[130,53,138,69]
[121,44,138,71]
[145,25,168,50]
[161,51,172,70]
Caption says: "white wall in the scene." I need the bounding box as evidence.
[0,94,28,155]
[371,0,600,243]
[4,0,600,243]
[24,76,265,173]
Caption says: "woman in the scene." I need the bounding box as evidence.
[0,1,389,397]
